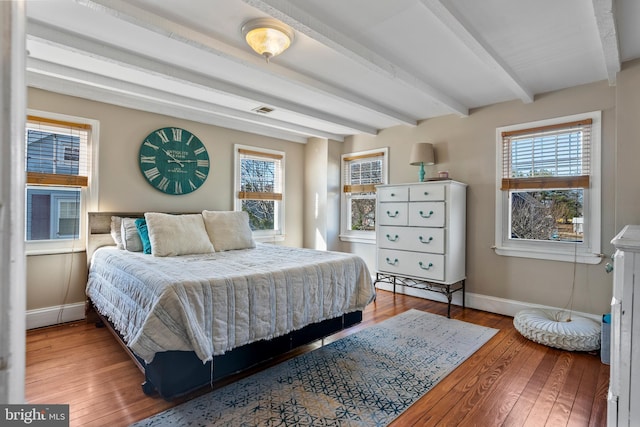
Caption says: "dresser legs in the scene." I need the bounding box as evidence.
[374,272,465,318]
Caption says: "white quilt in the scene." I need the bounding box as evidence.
[86,244,375,363]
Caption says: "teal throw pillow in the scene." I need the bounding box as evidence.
[135,218,152,254]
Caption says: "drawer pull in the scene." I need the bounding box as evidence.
[385,257,399,266]
[419,236,433,244]
[418,261,434,270]
[386,210,400,218]
[419,210,434,218]
[386,234,399,242]
[390,193,396,197]
[423,191,429,195]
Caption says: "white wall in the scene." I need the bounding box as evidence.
[333,71,637,317]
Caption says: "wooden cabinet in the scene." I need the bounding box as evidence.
[375,181,467,317]
[609,225,640,427]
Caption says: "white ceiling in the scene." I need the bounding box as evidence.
[25,0,640,143]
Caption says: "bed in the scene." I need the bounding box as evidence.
[85,211,375,400]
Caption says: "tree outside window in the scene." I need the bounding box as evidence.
[235,146,284,239]
[495,112,601,264]
[240,158,277,231]
[340,148,388,243]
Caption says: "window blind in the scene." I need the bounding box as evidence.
[501,119,591,190]
[343,151,385,193]
[26,115,90,187]
[238,148,283,200]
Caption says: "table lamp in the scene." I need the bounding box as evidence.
[409,142,435,182]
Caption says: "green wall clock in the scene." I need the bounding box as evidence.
[138,127,210,195]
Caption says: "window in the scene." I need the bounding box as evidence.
[495,112,601,264]
[340,148,388,243]
[234,145,285,241]
[25,112,97,253]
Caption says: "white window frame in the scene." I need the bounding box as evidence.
[25,109,99,255]
[494,111,601,264]
[234,144,285,242]
[339,147,388,244]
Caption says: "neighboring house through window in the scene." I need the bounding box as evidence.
[234,144,285,241]
[495,111,601,264]
[340,148,388,243]
[25,112,98,253]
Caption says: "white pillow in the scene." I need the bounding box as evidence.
[110,216,124,249]
[144,212,214,257]
[121,217,143,252]
[202,210,256,251]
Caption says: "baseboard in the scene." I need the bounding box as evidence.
[26,302,86,330]
[27,286,601,330]
[374,282,601,322]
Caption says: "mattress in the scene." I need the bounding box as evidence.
[86,243,375,363]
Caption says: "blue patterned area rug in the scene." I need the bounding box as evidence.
[131,309,498,427]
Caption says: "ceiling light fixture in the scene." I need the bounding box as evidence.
[242,18,294,63]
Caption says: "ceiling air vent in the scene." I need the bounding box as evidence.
[252,106,274,114]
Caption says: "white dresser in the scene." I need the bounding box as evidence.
[375,181,467,317]
[609,225,640,427]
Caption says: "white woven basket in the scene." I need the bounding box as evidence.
[513,309,600,351]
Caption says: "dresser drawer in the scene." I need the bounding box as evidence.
[378,249,445,282]
[378,202,408,226]
[409,183,445,201]
[408,202,445,227]
[378,226,445,254]
[377,186,409,202]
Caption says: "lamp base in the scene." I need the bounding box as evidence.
[418,163,425,182]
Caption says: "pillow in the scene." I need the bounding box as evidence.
[135,218,151,254]
[110,216,124,249]
[202,210,256,251]
[144,212,214,257]
[121,217,143,252]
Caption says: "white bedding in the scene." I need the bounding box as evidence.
[86,244,375,363]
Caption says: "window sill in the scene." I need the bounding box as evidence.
[494,246,603,264]
[339,234,376,245]
[26,246,86,256]
[254,234,285,243]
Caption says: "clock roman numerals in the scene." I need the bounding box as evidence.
[144,140,159,150]
[144,167,161,181]
[155,129,170,143]
[171,128,182,142]
[157,177,170,192]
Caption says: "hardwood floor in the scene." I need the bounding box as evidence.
[25,290,609,426]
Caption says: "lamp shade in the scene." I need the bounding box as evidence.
[242,18,294,62]
[409,142,435,166]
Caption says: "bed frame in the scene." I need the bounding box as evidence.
[86,211,364,400]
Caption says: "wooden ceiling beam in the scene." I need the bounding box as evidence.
[419,0,534,104]
[592,0,621,85]
[244,0,469,117]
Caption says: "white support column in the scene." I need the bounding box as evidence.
[0,0,27,404]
